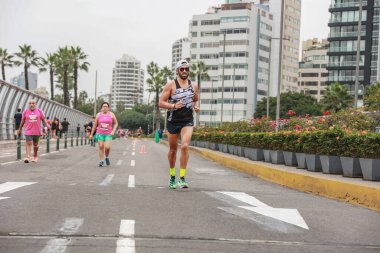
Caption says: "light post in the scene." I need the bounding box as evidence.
[275,0,285,133]
[221,31,226,123]
[232,64,236,122]
[93,70,98,116]
[354,0,363,108]
[211,79,217,127]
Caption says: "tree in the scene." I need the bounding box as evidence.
[146,62,173,130]
[364,82,380,112]
[321,82,352,113]
[116,101,125,114]
[255,92,323,119]
[132,103,154,115]
[14,44,40,90]
[55,47,73,106]
[70,46,90,109]
[39,53,57,100]
[190,61,209,126]
[0,48,14,81]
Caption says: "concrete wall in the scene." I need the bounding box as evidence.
[0,80,92,140]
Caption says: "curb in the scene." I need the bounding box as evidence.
[159,140,380,211]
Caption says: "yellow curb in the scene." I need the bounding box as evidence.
[189,146,380,212]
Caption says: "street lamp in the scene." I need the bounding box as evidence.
[275,0,285,132]
[211,80,217,127]
[232,64,236,122]
[221,30,226,123]
[94,70,98,116]
[354,0,363,108]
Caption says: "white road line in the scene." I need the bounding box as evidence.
[130,160,135,166]
[0,161,19,166]
[128,175,135,188]
[40,238,70,253]
[116,160,123,166]
[0,182,37,194]
[131,152,135,156]
[41,218,83,253]
[100,174,114,186]
[117,220,135,253]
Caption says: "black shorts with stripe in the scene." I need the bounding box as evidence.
[166,120,194,135]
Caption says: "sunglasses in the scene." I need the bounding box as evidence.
[179,67,189,72]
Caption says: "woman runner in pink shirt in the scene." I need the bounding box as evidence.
[17,100,48,163]
[90,102,118,167]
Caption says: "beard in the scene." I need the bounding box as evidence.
[178,72,188,80]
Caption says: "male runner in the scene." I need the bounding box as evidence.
[17,100,48,163]
[159,59,199,189]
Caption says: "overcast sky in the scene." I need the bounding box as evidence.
[0,0,330,99]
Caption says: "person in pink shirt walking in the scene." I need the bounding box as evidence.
[90,102,118,167]
[17,99,48,163]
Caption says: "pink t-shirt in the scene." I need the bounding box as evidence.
[23,108,45,136]
[96,112,113,135]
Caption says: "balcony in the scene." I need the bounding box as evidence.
[328,31,366,38]
[329,46,365,52]
[327,61,364,67]
[330,1,367,9]
[327,76,364,82]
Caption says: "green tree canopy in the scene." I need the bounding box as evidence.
[364,82,380,112]
[321,82,352,113]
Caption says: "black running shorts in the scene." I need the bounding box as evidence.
[166,121,194,135]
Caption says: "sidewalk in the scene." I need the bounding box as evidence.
[187,145,380,211]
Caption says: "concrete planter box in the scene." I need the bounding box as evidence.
[306,154,322,172]
[236,146,245,157]
[283,151,297,167]
[340,157,362,178]
[320,155,343,175]
[209,142,218,151]
[263,149,272,163]
[219,144,228,153]
[228,145,237,155]
[359,158,380,181]
[270,150,284,164]
[295,153,307,169]
[247,148,264,161]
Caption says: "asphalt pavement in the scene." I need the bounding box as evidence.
[0,138,379,253]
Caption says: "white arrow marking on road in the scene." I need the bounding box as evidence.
[0,182,37,195]
[0,197,10,200]
[130,160,135,166]
[117,220,135,253]
[132,152,135,156]
[219,192,309,230]
[128,175,135,188]
[100,174,114,186]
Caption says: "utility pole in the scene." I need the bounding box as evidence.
[275,0,285,132]
[221,31,226,123]
[94,70,97,116]
[232,64,236,122]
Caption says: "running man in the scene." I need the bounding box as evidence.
[159,59,199,189]
[17,100,48,163]
[89,102,118,167]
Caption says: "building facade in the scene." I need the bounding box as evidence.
[171,38,191,71]
[327,0,380,90]
[298,39,329,102]
[10,71,38,91]
[189,1,273,124]
[110,55,144,111]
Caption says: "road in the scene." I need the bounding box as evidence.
[0,138,379,253]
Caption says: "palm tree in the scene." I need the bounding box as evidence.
[321,82,352,113]
[0,48,14,81]
[190,61,209,126]
[39,53,57,100]
[55,47,73,106]
[364,82,380,112]
[146,62,166,130]
[14,44,41,90]
[70,46,90,109]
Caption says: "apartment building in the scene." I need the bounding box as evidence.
[171,38,191,71]
[298,39,329,102]
[110,54,144,111]
[189,1,274,124]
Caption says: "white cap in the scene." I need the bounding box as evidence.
[175,59,190,69]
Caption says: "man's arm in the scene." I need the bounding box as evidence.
[192,82,200,113]
[159,81,184,109]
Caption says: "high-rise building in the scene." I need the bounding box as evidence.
[298,39,329,102]
[111,54,144,111]
[10,71,38,90]
[172,38,191,71]
[190,1,273,124]
[327,0,380,91]
[252,0,302,95]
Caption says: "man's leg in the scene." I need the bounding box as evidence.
[32,136,40,162]
[167,132,178,188]
[178,126,194,188]
[25,136,33,163]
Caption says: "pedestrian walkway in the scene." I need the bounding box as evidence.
[160,141,380,211]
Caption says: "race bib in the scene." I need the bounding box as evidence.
[29,114,37,122]
[100,123,109,130]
